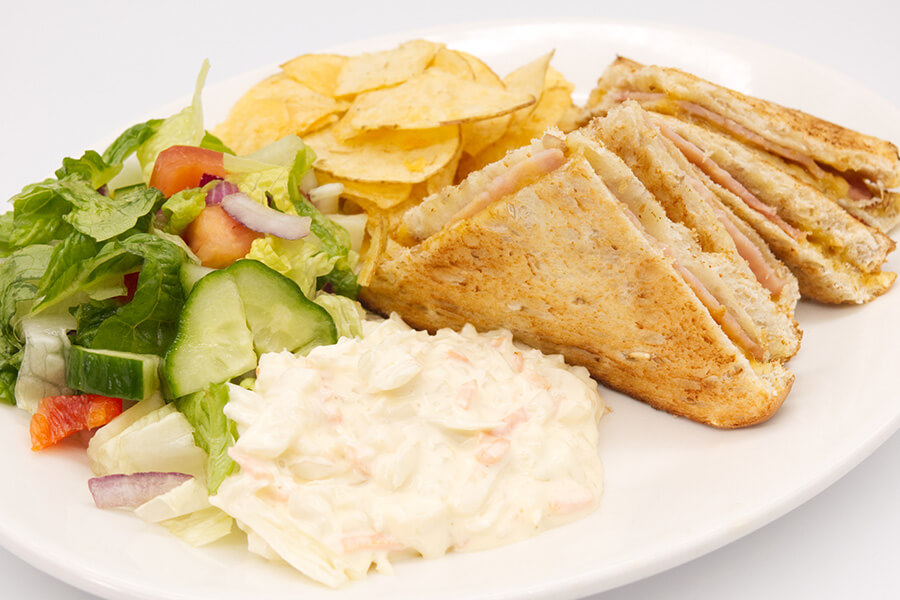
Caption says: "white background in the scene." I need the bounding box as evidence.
[2,1,899,598]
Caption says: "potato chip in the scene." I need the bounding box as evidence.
[345,69,535,131]
[426,144,463,196]
[460,113,512,157]
[357,214,387,288]
[315,170,413,209]
[545,66,575,95]
[457,84,573,178]
[454,50,503,86]
[429,48,474,80]
[556,104,583,133]
[333,39,443,97]
[213,74,347,155]
[280,53,347,97]
[503,51,554,119]
[305,123,460,184]
[455,52,511,157]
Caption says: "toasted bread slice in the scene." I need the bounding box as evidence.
[586,56,900,231]
[364,134,796,428]
[589,102,896,304]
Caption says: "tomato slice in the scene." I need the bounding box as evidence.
[30,395,124,451]
[149,145,225,198]
[182,205,262,269]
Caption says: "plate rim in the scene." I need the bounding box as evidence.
[2,17,899,600]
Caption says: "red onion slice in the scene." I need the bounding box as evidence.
[205,180,240,206]
[88,472,193,509]
[221,192,311,240]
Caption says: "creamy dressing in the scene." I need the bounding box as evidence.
[211,314,605,587]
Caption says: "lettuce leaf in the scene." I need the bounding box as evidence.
[69,299,119,348]
[55,151,120,190]
[159,184,209,234]
[137,61,209,182]
[199,131,233,155]
[102,119,164,167]
[31,233,186,355]
[87,399,208,479]
[88,235,187,355]
[245,236,338,299]
[0,245,54,403]
[14,313,75,413]
[223,136,314,212]
[33,232,136,314]
[63,183,165,241]
[175,383,236,494]
[286,151,359,299]
[314,293,364,340]
[8,177,163,247]
[5,118,165,251]
[0,245,54,347]
[0,211,13,258]
[7,179,75,247]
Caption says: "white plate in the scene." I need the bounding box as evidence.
[2,19,899,600]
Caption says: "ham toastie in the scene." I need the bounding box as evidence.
[585,57,900,234]
[587,101,896,304]
[362,130,800,428]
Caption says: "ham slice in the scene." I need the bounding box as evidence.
[447,148,566,226]
[615,91,878,204]
[675,101,828,179]
[615,192,764,360]
[655,121,806,240]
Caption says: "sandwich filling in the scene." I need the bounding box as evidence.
[611,91,881,204]
[652,119,804,240]
[602,170,764,360]
[631,114,793,297]
[409,131,781,362]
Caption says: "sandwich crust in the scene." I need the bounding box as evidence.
[361,157,793,428]
[651,112,897,303]
[587,56,900,193]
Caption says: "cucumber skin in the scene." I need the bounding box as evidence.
[163,260,337,399]
[163,270,257,399]
[227,260,337,355]
[67,346,160,401]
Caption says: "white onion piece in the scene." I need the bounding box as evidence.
[309,183,343,214]
[88,472,193,509]
[221,192,312,240]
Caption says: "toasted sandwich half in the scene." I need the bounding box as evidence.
[585,57,900,232]
[587,101,896,304]
[363,130,799,428]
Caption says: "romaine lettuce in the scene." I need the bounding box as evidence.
[87,400,208,480]
[14,313,75,413]
[88,235,187,355]
[314,293,364,340]
[175,383,236,494]
[0,245,53,403]
[245,236,337,299]
[286,152,359,299]
[159,184,209,234]
[137,60,209,182]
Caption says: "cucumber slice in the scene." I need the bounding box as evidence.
[163,260,337,398]
[227,260,337,355]
[180,263,214,295]
[164,270,257,398]
[67,346,161,401]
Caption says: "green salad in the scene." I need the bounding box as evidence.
[0,62,368,542]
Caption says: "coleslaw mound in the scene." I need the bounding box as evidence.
[211,314,605,587]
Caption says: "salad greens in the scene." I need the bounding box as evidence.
[0,61,365,542]
[175,383,235,494]
[136,61,209,182]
